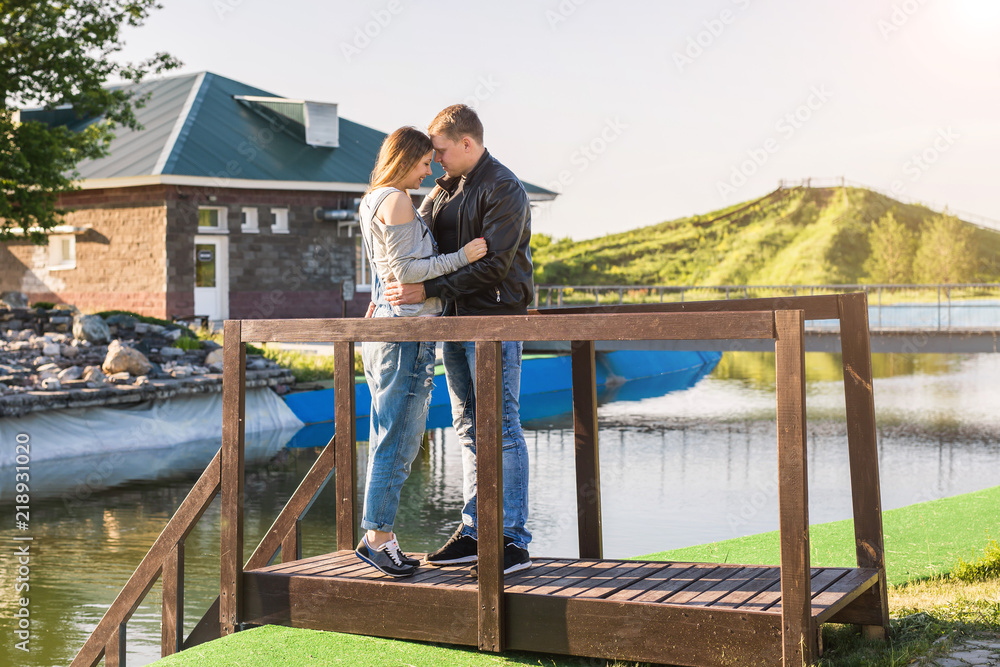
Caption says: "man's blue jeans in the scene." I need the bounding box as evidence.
[360,338,436,533]
[443,340,531,549]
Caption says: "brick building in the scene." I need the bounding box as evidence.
[1,72,555,320]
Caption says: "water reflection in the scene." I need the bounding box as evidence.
[2,352,999,667]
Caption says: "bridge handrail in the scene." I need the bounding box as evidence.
[73,293,889,666]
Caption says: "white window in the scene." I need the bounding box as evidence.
[271,207,289,234]
[198,206,228,232]
[48,234,76,270]
[241,206,259,233]
[355,234,371,291]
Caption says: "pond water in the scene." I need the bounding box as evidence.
[1,351,999,666]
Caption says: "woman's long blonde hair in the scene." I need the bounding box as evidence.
[368,126,433,193]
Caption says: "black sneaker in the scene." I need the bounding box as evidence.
[355,536,417,578]
[424,524,479,565]
[471,541,532,578]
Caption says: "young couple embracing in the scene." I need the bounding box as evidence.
[354,104,534,579]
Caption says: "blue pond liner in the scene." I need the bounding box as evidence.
[283,350,721,446]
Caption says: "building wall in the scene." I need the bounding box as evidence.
[164,186,362,319]
[1,183,369,320]
[0,186,169,317]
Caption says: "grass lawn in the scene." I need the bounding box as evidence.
[152,486,1000,667]
[639,483,1000,586]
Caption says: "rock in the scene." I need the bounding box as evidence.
[204,348,224,366]
[60,345,79,359]
[57,365,82,381]
[107,371,131,383]
[48,315,72,326]
[54,304,80,315]
[134,322,150,335]
[42,342,61,356]
[104,313,137,329]
[209,362,223,373]
[248,357,268,370]
[33,356,53,366]
[148,324,165,335]
[38,368,59,381]
[163,328,184,341]
[202,340,222,351]
[17,329,32,341]
[37,362,60,372]
[170,365,193,378]
[83,366,107,384]
[73,314,111,344]
[160,346,185,358]
[135,375,150,386]
[102,340,152,376]
[40,377,61,391]
[0,291,28,309]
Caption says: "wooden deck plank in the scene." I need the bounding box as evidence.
[813,568,881,622]
[613,563,716,603]
[672,566,776,607]
[770,568,849,613]
[504,560,590,594]
[253,552,343,574]
[658,565,749,605]
[546,561,651,598]
[517,560,631,596]
[569,562,665,599]
[711,567,781,609]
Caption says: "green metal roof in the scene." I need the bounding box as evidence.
[20,71,557,197]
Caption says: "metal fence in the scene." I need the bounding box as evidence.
[533,284,1000,331]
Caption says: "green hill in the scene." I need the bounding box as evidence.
[532,186,1000,285]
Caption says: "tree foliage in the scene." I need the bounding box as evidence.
[1,0,179,243]
[863,211,916,283]
[913,213,977,284]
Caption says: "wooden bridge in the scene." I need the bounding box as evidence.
[72,293,889,667]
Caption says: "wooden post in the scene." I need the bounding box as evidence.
[475,340,505,652]
[105,624,126,667]
[571,340,602,559]
[774,310,814,666]
[221,320,246,636]
[282,520,302,563]
[838,293,890,637]
[161,541,184,656]
[334,341,357,551]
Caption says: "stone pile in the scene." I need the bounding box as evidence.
[0,294,282,397]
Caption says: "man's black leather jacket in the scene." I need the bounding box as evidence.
[419,150,534,316]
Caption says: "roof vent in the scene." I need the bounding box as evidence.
[234,96,339,148]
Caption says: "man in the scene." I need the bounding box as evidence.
[383,104,533,575]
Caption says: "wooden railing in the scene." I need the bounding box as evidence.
[73,292,888,666]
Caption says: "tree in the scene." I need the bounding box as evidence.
[1,0,179,243]
[863,211,916,283]
[913,213,977,284]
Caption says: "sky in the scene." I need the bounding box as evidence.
[116,0,1000,240]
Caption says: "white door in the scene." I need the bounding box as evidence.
[193,235,229,320]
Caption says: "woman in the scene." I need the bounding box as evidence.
[354,127,487,577]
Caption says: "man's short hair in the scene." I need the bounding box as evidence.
[428,104,484,145]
